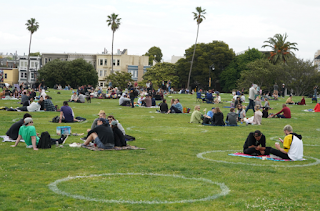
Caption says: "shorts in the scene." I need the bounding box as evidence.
[94,137,113,149]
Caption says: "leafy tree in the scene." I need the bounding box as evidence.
[142,62,179,89]
[38,59,98,88]
[25,18,39,84]
[29,52,41,57]
[144,46,163,66]
[262,33,298,64]
[220,48,262,92]
[187,6,206,90]
[106,13,121,74]
[106,71,133,90]
[176,41,235,90]
[238,58,279,91]
[279,57,320,96]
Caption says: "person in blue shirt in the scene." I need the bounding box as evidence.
[203,107,215,124]
[167,99,183,113]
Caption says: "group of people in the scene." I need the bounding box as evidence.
[243,126,303,161]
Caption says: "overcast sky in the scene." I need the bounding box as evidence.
[1,0,319,62]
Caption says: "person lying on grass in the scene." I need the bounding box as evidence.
[11,117,67,150]
[82,118,114,149]
[243,130,270,156]
[269,125,303,160]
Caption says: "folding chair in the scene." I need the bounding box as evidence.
[196,92,202,103]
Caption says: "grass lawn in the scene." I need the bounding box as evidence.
[1,90,320,210]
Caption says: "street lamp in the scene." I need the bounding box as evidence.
[209,64,215,88]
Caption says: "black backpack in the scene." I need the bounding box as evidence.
[37,131,52,149]
[52,116,60,123]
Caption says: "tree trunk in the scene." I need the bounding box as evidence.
[26,32,32,86]
[111,31,114,74]
[187,24,200,90]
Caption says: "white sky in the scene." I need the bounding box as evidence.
[1,0,319,62]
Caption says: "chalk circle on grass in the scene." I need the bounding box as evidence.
[197,150,320,167]
[12,118,20,122]
[48,173,229,204]
[316,128,320,131]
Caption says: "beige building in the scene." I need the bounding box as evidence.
[96,49,150,87]
[0,68,19,85]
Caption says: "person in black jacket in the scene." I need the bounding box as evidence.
[110,121,127,147]
[159,99,168,113]
[212,107,225,126]
[82,118,114,149]
[6,113,32,140]
[243,130,270,155]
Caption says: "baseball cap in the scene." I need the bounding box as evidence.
[98,118,107,124]
[111,120,118,126]
[254,130,262,137]
[24,117,33,125]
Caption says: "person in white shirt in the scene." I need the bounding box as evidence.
[270,125,303,160]
[246,84,258,113]
[214,93,221,104]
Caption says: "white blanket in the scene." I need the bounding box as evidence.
[0,135,25,142]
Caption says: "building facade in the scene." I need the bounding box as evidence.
[96,49,149,87]
[0,68,19,85]
[42,53,96,68]
[18,56,41,84]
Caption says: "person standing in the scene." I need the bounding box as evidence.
[273,82,278,97]
[314,85,318,100]
[282,84,286,98]
[246,84,258,113]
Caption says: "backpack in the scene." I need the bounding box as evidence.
[52,116,60,123]
[134,89,138,97]
[37,131,51,149]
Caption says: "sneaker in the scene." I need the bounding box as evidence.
[80,137,86,141]
[61,135,68,144]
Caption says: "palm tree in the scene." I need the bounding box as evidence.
[106,13,121,74]
[187,7,206,90]
[25,18,39,85]
[262,33,298,64]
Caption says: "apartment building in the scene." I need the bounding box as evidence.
[42,53,96,68]
[18,56,41,84]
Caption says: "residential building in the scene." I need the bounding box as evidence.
[41,53,96,68]
[96,49,149,87]
[18,56,41,84]
[170,55,185,64]
[0,68,19,85]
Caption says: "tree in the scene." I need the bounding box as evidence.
[38,59,98,88]
[29,52,41,57]
[220,48,262,92]
[106,13,121,74]
[144,46,163,66]
[25,18,39,85]
[142,62,179,89]
[262,33,298,64]
[176,41,235,90]
[279,57,320,96]
[106,71,133,89]
[187,6,206,90]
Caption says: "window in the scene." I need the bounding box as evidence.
[99,70,103,77]
[117,59,120,66]
[31,72,34,79]
[4,73,7,79]
[34,62,38,67]
[45,58,48,63]
[104,70,107,76]
[49,58,51,62]
[100,59,103,65]
[20,72,27,79]
[31,62,34,68]
[104,59,107,65]
[113,60,115,66]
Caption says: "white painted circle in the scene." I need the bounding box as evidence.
[12,118,20,122]
[197,150,320,167]
[48,173,229,204]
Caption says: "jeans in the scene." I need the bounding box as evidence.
[130,98,135,108]
[246,99,255,113]
[270,148,290,159]
[276,114,286,118]
[94,137,114,149]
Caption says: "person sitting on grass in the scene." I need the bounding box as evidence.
[262,107,269,118]
[203,107,215,124]
[190,105,203,123]
[237,104,246,123]
[59,101,81,123]
[286,95,294,104]
[6,113,32,140]
[110,120,127,147]
[214,93,221,104]
[252,105,262,125]
[243,130,270,156]
[212,107,225,126]
[11,117,67,150]
[82,118,114,149]
[263,98,270,109]
[254,96,262,108]
[142,94,152,107]
[167,99,182,114]
[269,125,303,160]
[44,95,56,111]
[159,99,168,113]
[296,96,306,105]
[226,108,238,126]
[70,92,78,102]
[119,94,131,106]
[273,104,291,118]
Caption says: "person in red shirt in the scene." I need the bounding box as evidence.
[275,104,291,118]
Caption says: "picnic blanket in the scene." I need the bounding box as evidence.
[303,109,314,112]
[82,145,146,151]
[228,152,306,161]
[0,135,25,143]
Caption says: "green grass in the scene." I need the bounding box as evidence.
[1,90,320,210]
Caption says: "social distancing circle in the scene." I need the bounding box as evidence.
[197,150,320,167]
[48,173,229,204]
